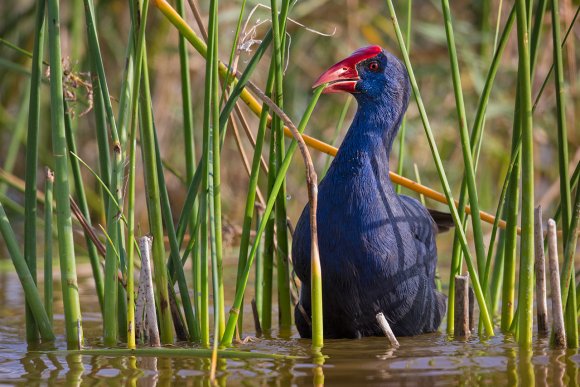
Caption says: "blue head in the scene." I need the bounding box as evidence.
[313,46,411,151]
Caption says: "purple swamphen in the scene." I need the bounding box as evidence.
[292,46,448,339]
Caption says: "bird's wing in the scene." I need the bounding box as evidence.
[427,208,454,233]
[399,196,437,243]
[398,195,438,278]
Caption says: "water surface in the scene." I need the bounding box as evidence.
[0,264,578,385]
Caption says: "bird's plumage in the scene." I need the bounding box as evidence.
[293,47,446,338]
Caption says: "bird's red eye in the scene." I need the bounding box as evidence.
[368,61,380,71]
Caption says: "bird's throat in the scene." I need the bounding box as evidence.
[337,101,405,174]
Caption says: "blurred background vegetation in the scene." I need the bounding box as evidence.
[0,0,578,259]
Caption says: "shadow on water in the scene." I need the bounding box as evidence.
[1,266,579,385]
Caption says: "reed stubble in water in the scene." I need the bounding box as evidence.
[454,275,470,338]
[376,313,400,348]
[547,219,566,348]
[534,206,548,334]
[136,236,161,347]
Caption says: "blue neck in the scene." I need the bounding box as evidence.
[336,95,408,173]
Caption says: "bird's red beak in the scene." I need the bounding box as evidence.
[312,45,382,94]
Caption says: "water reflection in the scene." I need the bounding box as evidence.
[566,350,579,387]
[312,352,325,387]
[2,269,580,385]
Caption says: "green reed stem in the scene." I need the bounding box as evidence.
[70,0,83,62]
[499,0,547,333]
[532,5,579,111]
[413,163,426,206]
[1,84,29,197]
[271,0,292,335]
[175,0,199,341]
[563,189,579,345]
[47,0,84,349]
[237,62,275,334]
[83,0,124,346]
[82,0,121,143]
[552,0,577,348]
[447,5,515,335]
[553,163,579,224]
[483,137,521,318]
[501,98,521,333]
[395,0,411,195]
[490,231,506,315]
[254,209,264,321]
[440,0,487,284]
[386,0,494,336]
[43,168,54,325]
[551,0,572,271]
[23,0,46,343]
[514,0,534,347]
[152,127,196,341]
[219,0,247,103]
[199,120,210,347]
[262,110,277,334]
[91,64,111,213]
[208,6,222,371]
[63,99,105,314]
[139,48,174,345]
[529,0,547,74]
[126,0,146,349]
[209,0,225,340]
[560,186,580,311]
[126,126,136,349]
[102,190,120,346]
[199,4,214,347]
[221,87,324,347]
[0,202,54,341]
[116,30,134,149]
[217,29,272,143]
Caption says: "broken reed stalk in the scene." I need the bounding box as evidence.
[534,206,548,334]
[547,220,566,348]
[138,236,161,347]
[468,286,475,332]
[454,275,470,338]
[135,262,147,343]
[168,285,188,341]
[376,312,400,348]
[251,299,262,337]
